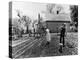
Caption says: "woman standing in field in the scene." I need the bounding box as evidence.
[45,28,51,47]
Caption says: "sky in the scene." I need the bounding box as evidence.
[12,1,47,19]
[12,1,71,20]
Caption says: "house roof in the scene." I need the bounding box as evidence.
[44,13,71,22]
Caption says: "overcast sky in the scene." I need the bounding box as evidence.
[12,1,71,20]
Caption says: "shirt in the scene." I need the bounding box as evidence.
[60,26,66,36]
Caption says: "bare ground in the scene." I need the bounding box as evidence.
[12,32,78,58]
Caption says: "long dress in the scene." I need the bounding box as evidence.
[46,29,51,42]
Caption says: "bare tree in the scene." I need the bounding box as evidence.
[46,4,63,14]
[70,5,78,32]
[56,5,63,14]
[16,10,31,34]
[46,4,55,13]
[23,16,31,33]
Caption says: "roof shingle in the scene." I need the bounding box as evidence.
[44,13,71,22]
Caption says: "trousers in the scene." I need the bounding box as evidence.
[60,35,65,46]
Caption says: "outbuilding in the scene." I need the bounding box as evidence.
[45,13,71,33]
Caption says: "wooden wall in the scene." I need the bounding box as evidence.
[46,21,70,33]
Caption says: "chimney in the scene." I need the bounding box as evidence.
[38,13,40,20]
[38,13,40,24]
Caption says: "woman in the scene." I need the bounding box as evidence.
[45,28,51,47]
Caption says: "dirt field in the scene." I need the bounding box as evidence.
[28,32,78,57]
[12,32,78,58]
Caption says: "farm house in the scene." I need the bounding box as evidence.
[44,13,71,33]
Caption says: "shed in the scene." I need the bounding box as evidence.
[44,13,71,33]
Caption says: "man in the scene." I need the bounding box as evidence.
[60,23,66,47]
[59,23,66,53]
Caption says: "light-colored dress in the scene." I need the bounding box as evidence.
[31,27,34,33]
[46,29,51,42]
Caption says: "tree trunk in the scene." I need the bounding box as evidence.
[26,26,28,34]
